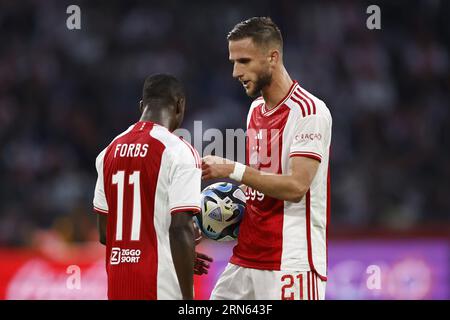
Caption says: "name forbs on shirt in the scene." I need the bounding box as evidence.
[114,143,149,158]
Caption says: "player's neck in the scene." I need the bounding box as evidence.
[140,109,173,131]
[262,67,293,110]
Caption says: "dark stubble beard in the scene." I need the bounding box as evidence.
[248,71,272,97]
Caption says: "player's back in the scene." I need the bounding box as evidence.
[93,120,201,299]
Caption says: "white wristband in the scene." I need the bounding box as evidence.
[229,162,246,182]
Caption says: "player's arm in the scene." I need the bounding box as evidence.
[169,212,195,300]
[202,156,319,203]
[97,214,107,245]
[93,149,109,245]
[242,157,318,202]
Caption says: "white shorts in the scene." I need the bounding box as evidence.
[210,263,326,300]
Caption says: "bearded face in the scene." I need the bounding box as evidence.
[229,38,275,97]
[246,68,272,97]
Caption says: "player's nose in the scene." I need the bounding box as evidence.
[232,64,243,79]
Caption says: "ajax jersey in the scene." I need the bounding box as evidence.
[231,81,332,280]
[93,121,201,299]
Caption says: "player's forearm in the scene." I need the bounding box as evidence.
[240,165,307,203]
[169,221,195,299]
[201,156,308,202]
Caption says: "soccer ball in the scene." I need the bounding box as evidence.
[194,182,246,241]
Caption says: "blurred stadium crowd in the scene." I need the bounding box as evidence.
[0,0,448,246]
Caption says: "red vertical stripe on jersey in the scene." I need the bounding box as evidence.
[307,272,311,300]
[315,273,318,300]
[297,87,316,115]
[299,274,304,300]
[314,274,319,300]
[312,274,316,300]
[312,272,316,300]
[293,90,311,115]
[290,96,306,117]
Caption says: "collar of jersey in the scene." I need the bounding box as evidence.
[261,80,298,116]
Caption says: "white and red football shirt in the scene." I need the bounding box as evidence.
[231,81,332,281]
[93,121,201,299]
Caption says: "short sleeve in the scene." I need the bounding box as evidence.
[289,114,330,162]
[93,149,109,215]
[168,142,201,215]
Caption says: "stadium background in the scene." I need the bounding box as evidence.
[0,0,448,299]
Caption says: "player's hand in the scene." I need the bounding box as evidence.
[201,155,235,180]
[194,252,213,275]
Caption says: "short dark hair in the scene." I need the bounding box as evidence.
[142,74,185,107]
[227,17,283,51]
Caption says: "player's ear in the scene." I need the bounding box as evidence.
[139,100,144,113]
[269,50,280,65]
[173,96,185,130]
[176,96,185,116]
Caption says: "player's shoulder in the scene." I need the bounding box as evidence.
[95,147,107,167]
[297,85,330,116]
[288,83,332,121]
[149,124,200,166]
[150,124,189,152]
[149,124,180,148]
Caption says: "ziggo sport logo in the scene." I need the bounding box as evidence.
[110,248,141,265]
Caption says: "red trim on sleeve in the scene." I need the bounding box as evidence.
[289,152,322,162]
[170,206,201,215]
[93,206,108,215]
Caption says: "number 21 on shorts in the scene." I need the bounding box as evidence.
[281,274,303,300]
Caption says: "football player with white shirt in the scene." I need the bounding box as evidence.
[202,17,332,300]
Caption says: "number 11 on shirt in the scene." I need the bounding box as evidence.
[112,170,142,241]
